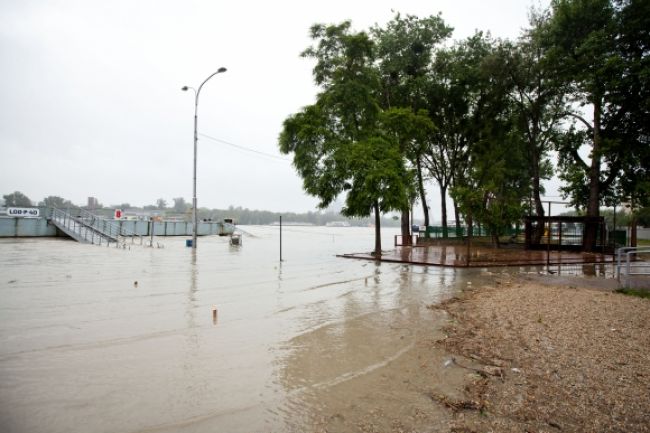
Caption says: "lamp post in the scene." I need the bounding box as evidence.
[182,67,227,249]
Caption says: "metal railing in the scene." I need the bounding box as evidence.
[51,207,118,246]
[50,208,143,248]
[616,247,650,288]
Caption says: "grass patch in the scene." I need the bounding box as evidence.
[637,239,650,247]
[616,288,650,299]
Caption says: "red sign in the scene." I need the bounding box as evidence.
[114,209,122,219]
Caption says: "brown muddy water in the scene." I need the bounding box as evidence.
[0,226,517,433]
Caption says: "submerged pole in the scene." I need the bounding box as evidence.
[547,201,551,271]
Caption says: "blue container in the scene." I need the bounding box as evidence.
[185,239,193,247]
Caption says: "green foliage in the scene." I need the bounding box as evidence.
[280,21,414,253]
[600,208,631,228]
[380,107,435,207]
[635,207,650,227]
[38,195,74,208]
[422,33,497,233]
[555,127,591,209]
[172,197,188,213]
[495,17,565,217]
[371,13,453,229]
[451,125,530,243]
[341,136,410,217]
[279,5,648,253]
[372,13,452,110]
[3,191,32,207]
[204,206,400,227]
[433,33,531,244]
[542,0,650,214]
[616,288,650,299]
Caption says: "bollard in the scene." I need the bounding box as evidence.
[212,305,218,325]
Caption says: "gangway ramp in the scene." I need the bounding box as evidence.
[49,208,144,248]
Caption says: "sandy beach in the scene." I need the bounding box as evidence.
[436,276,650,433]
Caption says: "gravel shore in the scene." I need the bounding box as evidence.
[437,277,650,433]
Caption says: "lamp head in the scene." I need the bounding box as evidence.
[217,67,227,73]
[181,86,189,91]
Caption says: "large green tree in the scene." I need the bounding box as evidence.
[424,33,496,236]
[372,13,453,232]
[443,33,530,246]
[279,22,411,254]
[498,13,565,231]
[380,107,436,242]
[611,0,650,244]
[542,0,650,249]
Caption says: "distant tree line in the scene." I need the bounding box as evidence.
[201,206,400,227]
[279,0,650,254]
[1,191,399,227]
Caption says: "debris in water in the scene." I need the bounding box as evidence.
[133,281,138,287]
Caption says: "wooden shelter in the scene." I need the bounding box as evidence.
[524,215,608,252]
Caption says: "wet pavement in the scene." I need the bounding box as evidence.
[341,245,614,267]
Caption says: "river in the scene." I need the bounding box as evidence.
[0,226,491,433]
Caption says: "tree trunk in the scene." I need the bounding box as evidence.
[466,213,473,267]
[584,100,602,251]
[454,200,461,237]
[440,184,448,238]
[416,156,430,227]
[373,200,382,256]
[493,230,500,248]
[531,151,545,244]
[630,215,637,247]
[401,207,411,245]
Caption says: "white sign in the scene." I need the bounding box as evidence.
[7,207,40,217]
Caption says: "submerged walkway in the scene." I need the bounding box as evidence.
[339,245,613,268]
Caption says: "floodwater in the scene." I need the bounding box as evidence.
[0,226,495,433]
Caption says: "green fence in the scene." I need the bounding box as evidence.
[416,225,522,239]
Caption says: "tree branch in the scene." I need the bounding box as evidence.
[565,111,594,132]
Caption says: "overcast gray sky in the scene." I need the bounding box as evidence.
[0,0,553,216]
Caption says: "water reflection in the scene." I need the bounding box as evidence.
[212,306,218,326]
[273,262,467,431]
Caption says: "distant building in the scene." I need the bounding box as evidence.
[87,197,99,210]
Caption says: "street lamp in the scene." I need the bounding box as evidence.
[182,67,227,249]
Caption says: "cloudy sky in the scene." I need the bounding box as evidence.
[0,0,552,216]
